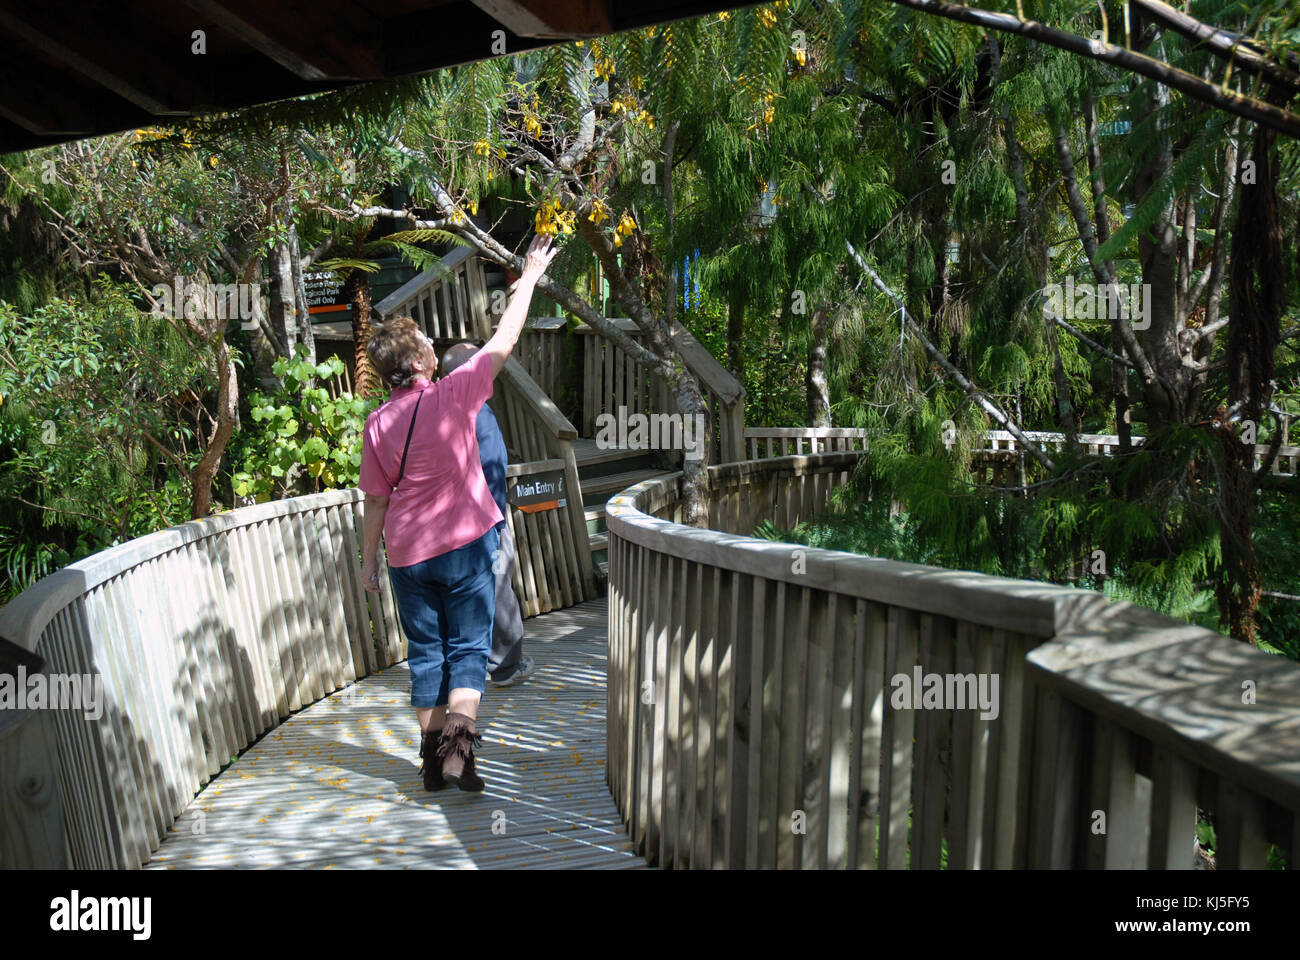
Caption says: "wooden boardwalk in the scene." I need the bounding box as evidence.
[147,598,645,869]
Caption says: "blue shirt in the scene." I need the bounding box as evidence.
[477,404,508,525]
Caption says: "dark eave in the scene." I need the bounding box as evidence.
[0,0,743,154]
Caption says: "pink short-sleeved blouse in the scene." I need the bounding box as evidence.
[358,350,503,568]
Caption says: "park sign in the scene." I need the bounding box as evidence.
[305,270,348,315]
[509,469,566,513]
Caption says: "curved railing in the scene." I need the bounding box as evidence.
[604,452,1300,869]
[0,489,404,869]
[7,452,1298,870]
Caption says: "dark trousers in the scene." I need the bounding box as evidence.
[488,521,525,679]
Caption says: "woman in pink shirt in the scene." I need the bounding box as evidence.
[358,234,559,792]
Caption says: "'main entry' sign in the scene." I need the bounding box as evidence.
[509,469,566,513]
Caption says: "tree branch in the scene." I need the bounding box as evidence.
[884,0,1300,139]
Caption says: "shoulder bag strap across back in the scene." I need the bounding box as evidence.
[394,390,424,489]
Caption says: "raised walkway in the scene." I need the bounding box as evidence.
[146,598,643,869]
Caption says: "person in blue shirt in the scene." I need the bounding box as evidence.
[440,342,534,687]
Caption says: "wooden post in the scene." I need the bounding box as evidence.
[0,640,70,868]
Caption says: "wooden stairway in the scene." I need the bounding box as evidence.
[571,438,674,580]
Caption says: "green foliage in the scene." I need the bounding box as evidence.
[0,280,205,601]
[229,347,377,502]
[680,291,804,428]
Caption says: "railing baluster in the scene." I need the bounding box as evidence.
[1216,780,1270,869]
[1148,745,1197,869]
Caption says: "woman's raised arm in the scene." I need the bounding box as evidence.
[483,234,561,376]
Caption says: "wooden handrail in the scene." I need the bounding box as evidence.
[500,356,578,441]
[575,318,744,406]
[745,427,870,438]
[373,244,473,318]
[576,317,746,462]
[744,425,1298,477]
[0,488,368,654]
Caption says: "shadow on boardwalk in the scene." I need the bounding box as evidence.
[148,599,644,869]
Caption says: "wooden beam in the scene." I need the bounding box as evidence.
[184,0,384,80]
[0,2,187,115]
[470,0,613,38]
[0,42,138,135]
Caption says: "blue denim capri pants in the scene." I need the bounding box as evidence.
[388,525,499,708]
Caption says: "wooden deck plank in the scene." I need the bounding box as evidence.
[147,599,647,870]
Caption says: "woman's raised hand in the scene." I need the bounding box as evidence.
[521,233,560,280]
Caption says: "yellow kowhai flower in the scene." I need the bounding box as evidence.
[760,7,777,28]
[588,199,610,224]
[631,75,644,91]
[524,114,542,137]
[792,47,807,67]
[467,200,478,215]
[473,139,492,157]
[594,57,615,81]
[637,110,655,129]
[612,211,637,246]
[718,10,731,20]
[763,105,775,124]
[536,198,575,235]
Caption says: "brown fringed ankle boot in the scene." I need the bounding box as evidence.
[436,712,485,792]
[419,727,447,791]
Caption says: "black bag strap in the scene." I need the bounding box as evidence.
[394,390,424,489]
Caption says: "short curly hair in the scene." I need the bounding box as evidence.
[367,316,429,390]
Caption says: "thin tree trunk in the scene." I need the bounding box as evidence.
[663,120,680,325]
[190,337,238,518]
[289,222,316,366]
[806,307,830,427]
[1218,123,1285,643]
[727,284,745,380]
[1083,92,1131,451]
[270,235,296,359]
[1025,118,1077,443]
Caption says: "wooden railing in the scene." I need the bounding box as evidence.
[978,429,1298,478]
[576,318,746,464]
[745,425,1299,479]
[745,427,868,458]
[490,371,597,602]
[376,252,596,603]
[0,489,406,869]
[373,245,492,341]
[604,451,1300,869]
[514,316,568,406]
